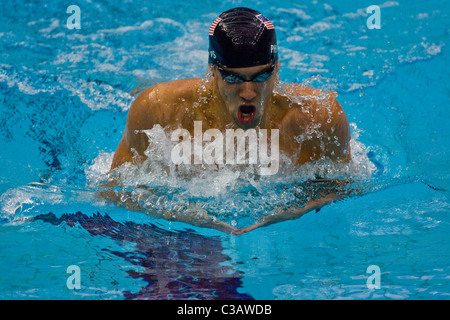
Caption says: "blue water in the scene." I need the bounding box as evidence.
[1,0,449,299]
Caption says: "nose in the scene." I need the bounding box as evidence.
[239,81,257,102]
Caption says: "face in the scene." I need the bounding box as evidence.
[212,62,279,129]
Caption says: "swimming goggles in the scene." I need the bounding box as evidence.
[216,63,276,84]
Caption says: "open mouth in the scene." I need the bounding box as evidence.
[237,105,256,124]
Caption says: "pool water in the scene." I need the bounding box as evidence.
[1,0,449,299]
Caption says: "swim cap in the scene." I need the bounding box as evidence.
[208,7,278,68]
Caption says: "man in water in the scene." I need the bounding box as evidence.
[110,7,351,234]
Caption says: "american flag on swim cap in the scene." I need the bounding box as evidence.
[209,17,222,35]
[256,14,274,29]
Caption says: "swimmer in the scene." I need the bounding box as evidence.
[109,7,352,234]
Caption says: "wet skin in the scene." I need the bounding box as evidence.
[110,62,352,234]
[112,62,351,169]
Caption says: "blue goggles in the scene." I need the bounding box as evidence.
[216,63,276,84]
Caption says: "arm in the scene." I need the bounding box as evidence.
[110,87,154,170]
[323,93,352,162]
[236,178,357,235]
[98,185,239,234]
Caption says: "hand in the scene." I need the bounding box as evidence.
[234,192,341,235]
[233,207,308,235]
[162,209,241,235]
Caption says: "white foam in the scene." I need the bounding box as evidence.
[84,152,115,186]
[276,8,312,20]
[38,19,60,34]
[0,65,57,95]
[0,183,64,217]
[98,20,155,35]
[82,118,376,226]
[59,75,133,111]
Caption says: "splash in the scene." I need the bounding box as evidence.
[87,117,376,229]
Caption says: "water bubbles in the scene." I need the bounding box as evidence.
[197,68,214,94]
[82,122,376,229]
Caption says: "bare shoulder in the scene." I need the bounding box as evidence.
[111,78,204,169]
[127,78,204,131]
[144,78,204,104]
[277,82,351,162]
[279,83,346,127]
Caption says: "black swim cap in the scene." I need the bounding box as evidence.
[208,7,278,68]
